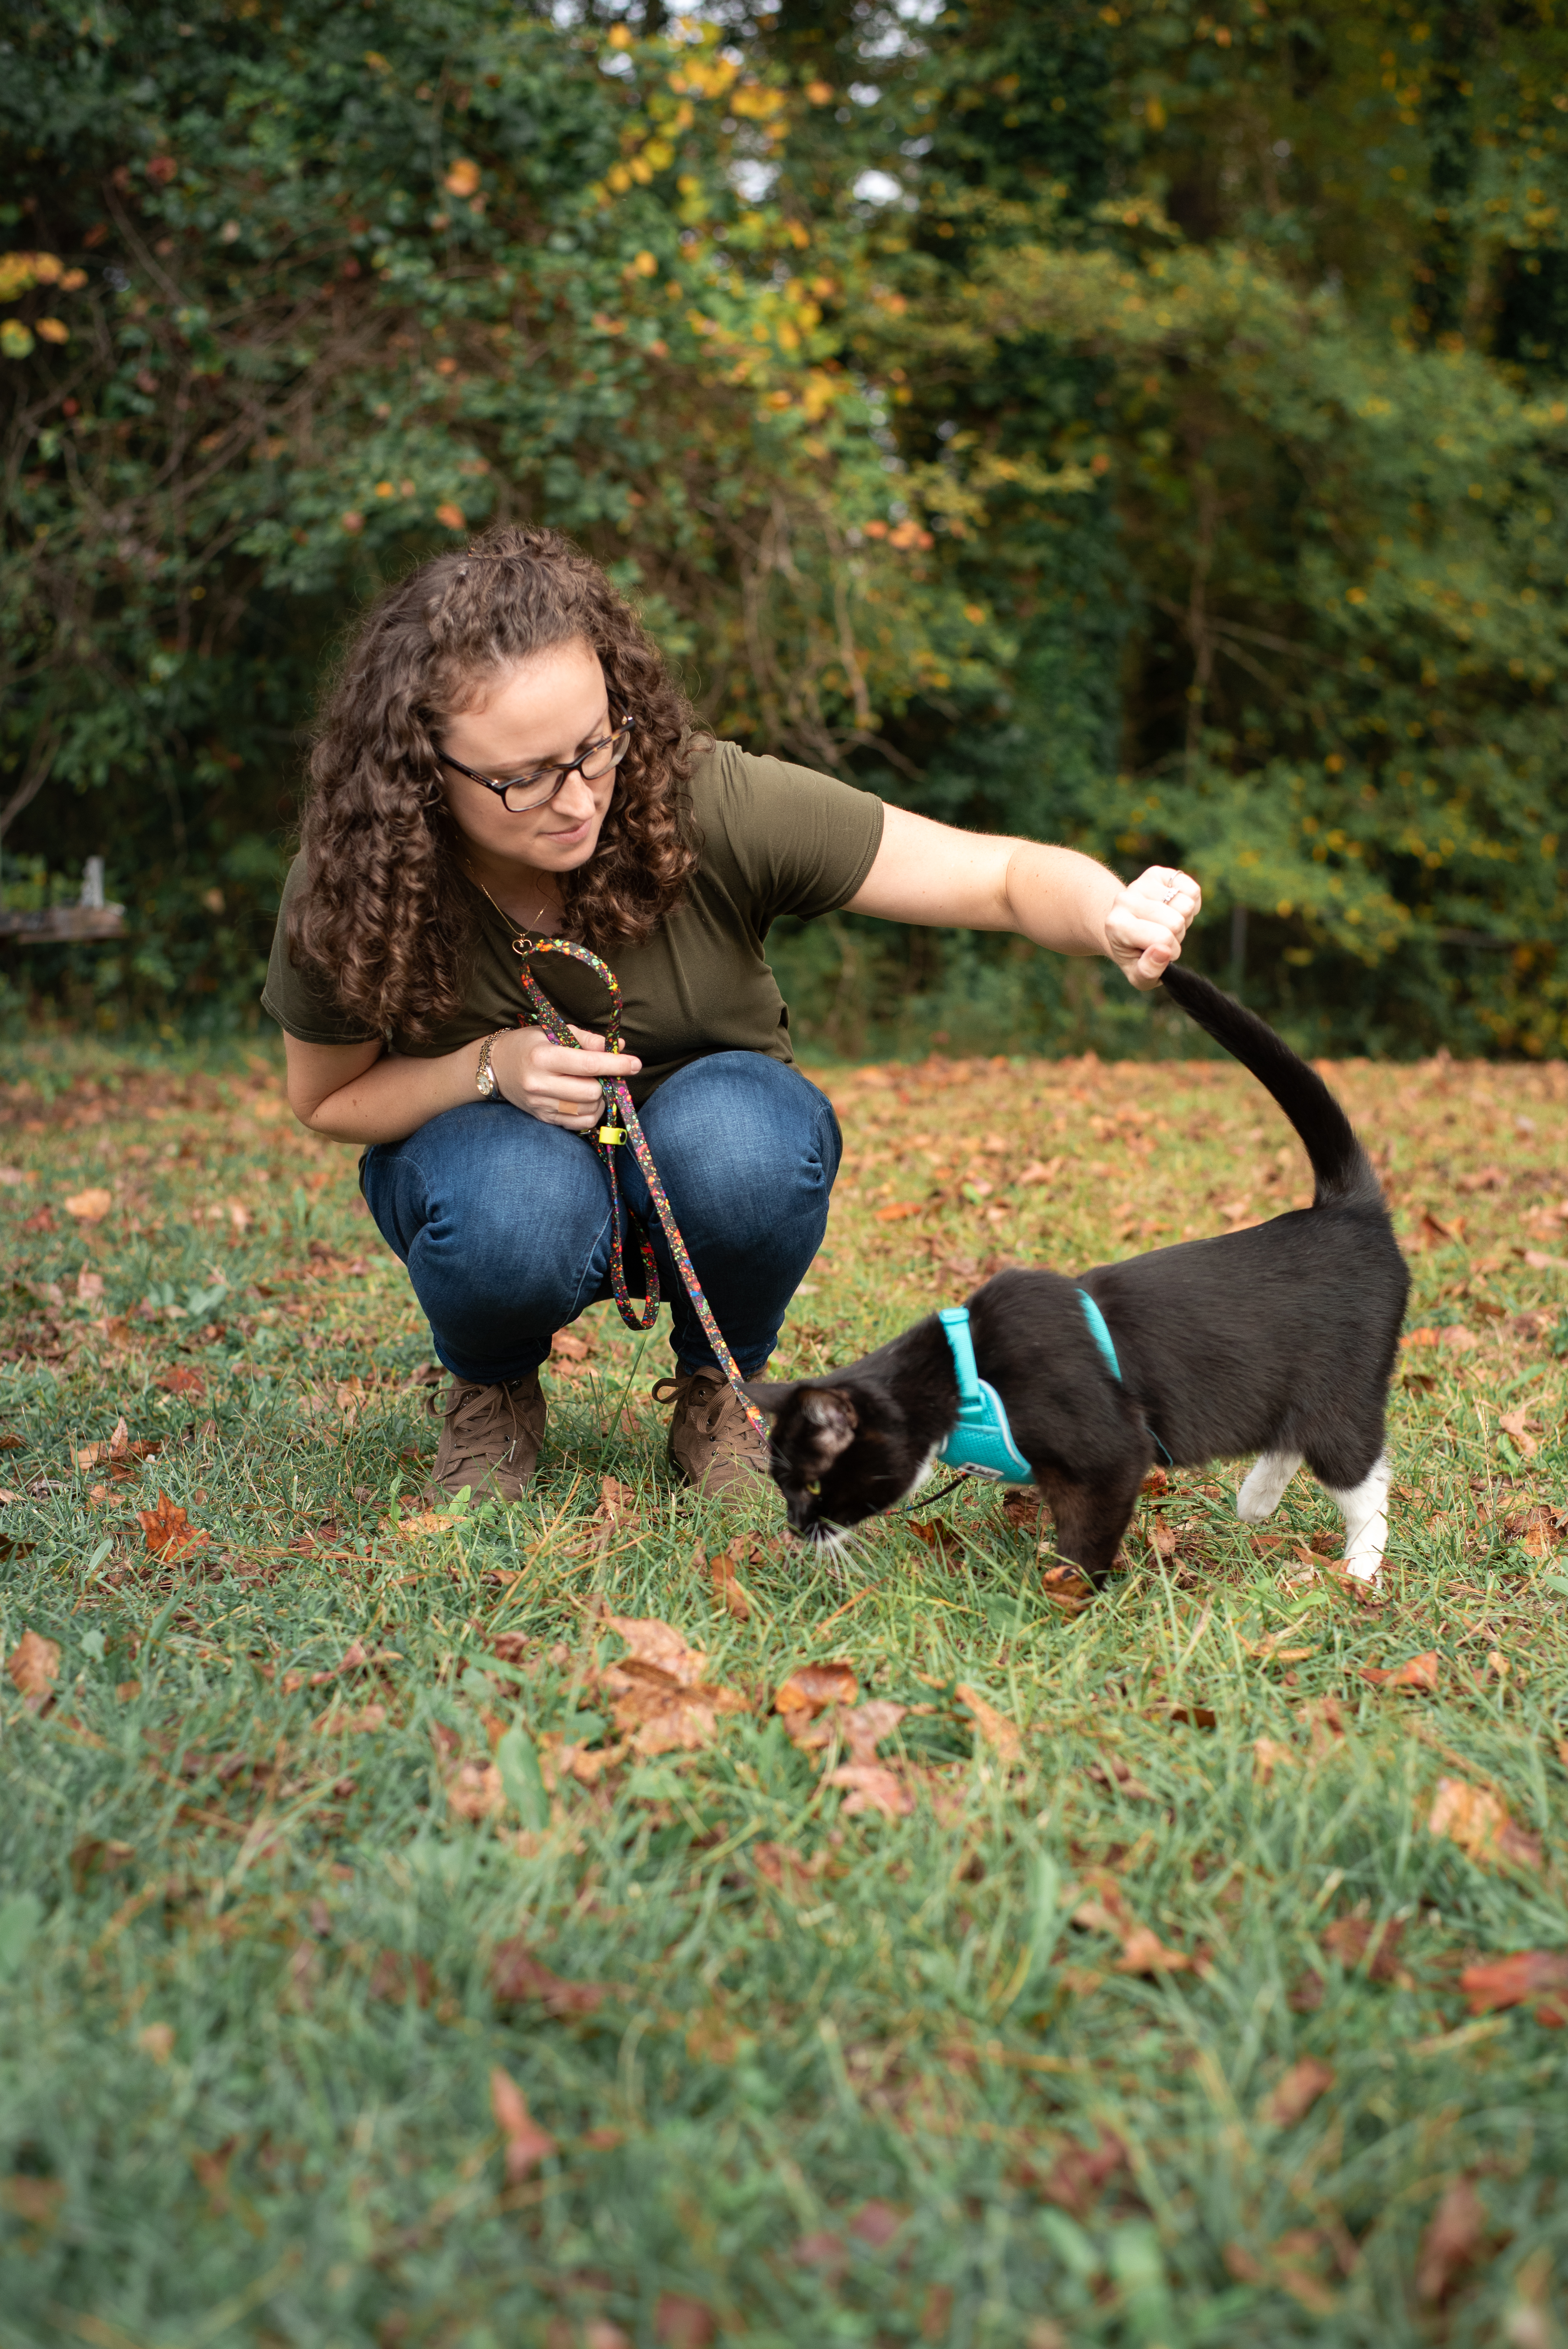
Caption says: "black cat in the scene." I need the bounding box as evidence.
[748,964,1409,1588]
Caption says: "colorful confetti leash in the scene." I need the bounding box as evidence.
[515,936,769,1444]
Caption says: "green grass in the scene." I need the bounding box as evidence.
[1,1036,1566,2349]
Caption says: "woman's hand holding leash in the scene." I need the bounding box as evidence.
[1103,866,1202,990]
[491,1022,643,1130]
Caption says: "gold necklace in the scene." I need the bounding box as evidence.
[466,864,564,938]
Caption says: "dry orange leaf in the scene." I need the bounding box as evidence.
[1260,2056,1335,2128]
[155,1365,206,1397]
[654,2294,715,2349]
[1416,2177,1487,2305]
[7,1627,60,1712]
[445,1758,506,1821]
[774,1660,860,1717]
[139,1490,202,1562]
[1074,1879,1197,1973]
[1088,1753,1156,1801]
[1428,1775,1543,1872]
[874,1199,922,1222]
[1253,1735,1299,1785]
[1357,1651,1439,1693]
[597,1612,745,1756]
[490,1936,606,2015]
[1021,2129,1127,2216]
[1040,1562,1094,1614]
[311,1701,387,1736]
[395,1509,455,1540]
[955,1683,1023,1765]
[824,1761,913,1818]
[594,1475,639,1531]
[63,1187,112,1221]
[706,1540,752,1622]
[489,2066,555,2182]
[1498,1408,1541,1458]
[1459,1949,1568,2018]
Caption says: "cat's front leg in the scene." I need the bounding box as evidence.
[1035,1460,1145,1587]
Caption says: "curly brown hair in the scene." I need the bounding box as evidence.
[291,524,702,1038]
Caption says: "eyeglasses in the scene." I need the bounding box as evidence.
[436,717,634,813]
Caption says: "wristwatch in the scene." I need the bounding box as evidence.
[475,1032,502,1099]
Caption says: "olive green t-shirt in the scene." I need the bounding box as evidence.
[260,739,885,1105]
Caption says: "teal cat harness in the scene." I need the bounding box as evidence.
[933,1292,1124,1484]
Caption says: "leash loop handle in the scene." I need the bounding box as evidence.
[513,937,769,1444]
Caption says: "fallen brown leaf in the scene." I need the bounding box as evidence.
[395,1509,456,1540]
[654,2294,715,2349]
[1428,1775,1543,1871]
[63,1187,113,1222]
[1357,1651,1439,1693]
[1322,1912,1405,1981]
[1497,1408,1542,1458]
[955,1682,1023,1765]
[490,1935,606,2015]
[1224,2232,1341,2315]
[597,1611,746,1756]
[1040,1562,1094,1614]
[594,1474,639,1531]
[139,1490,203,1562]
[7,1627,60,1712]
[550,1327,592,1363]
[908,1516,965,1560]
[774,1659,860,1717]
[825,1761,913,1818]
[1087,1753,1157,1801]
[1023,2129,1127,2217]
[156,1365,206,1398]
[708,1539,752,1621]
[490,2066,555,2182]
[367,1950,435,2006]
[1253,1736,1299,1785]
[1416,2176,1487,2304]
[311,1701,387,1736]
[1459,1949,1568,2020]
[1260,2056,1335,2128]
[445,1758,506,1820]
[1074,1878,1196,1973]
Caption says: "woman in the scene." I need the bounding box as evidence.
[264,526,1200,1502]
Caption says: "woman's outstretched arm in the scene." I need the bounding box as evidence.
[844,805,1201,990]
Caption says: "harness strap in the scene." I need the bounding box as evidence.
[515,938,769,1445]
[1074,1287,1123,1382]
[1076,1283,1173,1466]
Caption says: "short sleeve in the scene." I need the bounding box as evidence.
[698,741,884,925]
[260,855,382,1046]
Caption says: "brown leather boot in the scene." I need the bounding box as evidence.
[653,1367,770,1496]
[431,1371,546,1503]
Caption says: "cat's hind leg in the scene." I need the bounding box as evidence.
[1322,1449,1389,1584]
[1236,1450,1302,1524]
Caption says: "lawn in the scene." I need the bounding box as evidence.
[1,1029,1566,2349]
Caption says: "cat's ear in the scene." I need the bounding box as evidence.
[796,1386,858,1472]
[742,1381,794,1418]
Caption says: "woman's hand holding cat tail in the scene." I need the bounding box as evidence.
[1102,866,1202,991]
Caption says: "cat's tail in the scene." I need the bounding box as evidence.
[1159,962,1382,1210]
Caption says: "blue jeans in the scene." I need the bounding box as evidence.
[361,1052,842,1386]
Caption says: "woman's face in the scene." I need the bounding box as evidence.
[437,637,617,875]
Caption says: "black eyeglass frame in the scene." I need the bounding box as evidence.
[434,716,634,812]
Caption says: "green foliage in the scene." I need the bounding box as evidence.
[2,0,1567,1050]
